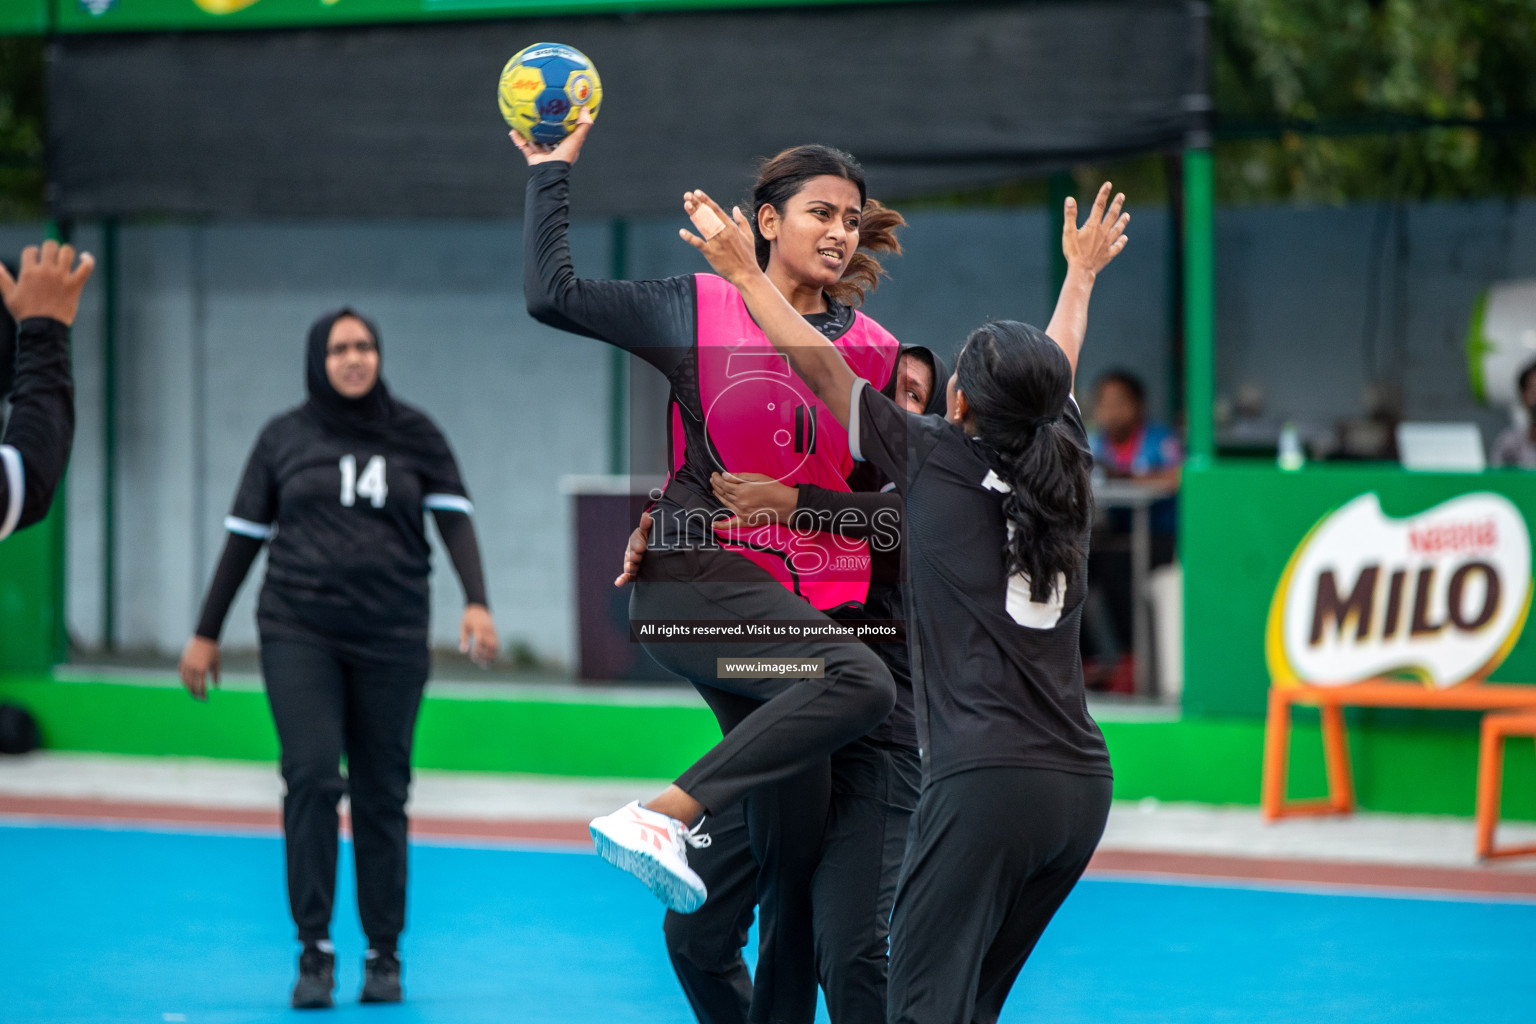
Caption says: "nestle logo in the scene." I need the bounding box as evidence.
[1409,520,1498,554]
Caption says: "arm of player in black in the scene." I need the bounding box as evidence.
[1043,183,1128,378]
[524,162,695,377]
[432,509,489,609]
[793,485,900,541]
[193,533,265,641]
[180,427,277,699]
[0,317,75,541]
[432,509,499,665]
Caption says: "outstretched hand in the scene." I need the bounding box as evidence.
[509,107,596,167]
[0,240,96,326]
[710,472,799,532]
[679,190,761,286]
[1062,182,1129,276]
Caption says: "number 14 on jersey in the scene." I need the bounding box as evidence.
[340,455,388,508]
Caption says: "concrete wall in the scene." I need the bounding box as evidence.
[4,196,1532,668]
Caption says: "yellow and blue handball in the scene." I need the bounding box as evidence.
[498,43,602,146]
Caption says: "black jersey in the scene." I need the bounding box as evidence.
[848,380,1111,781]
[0,317,74,542]
[227,403,473,653]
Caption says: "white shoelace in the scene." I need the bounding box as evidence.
[682,820,713,849]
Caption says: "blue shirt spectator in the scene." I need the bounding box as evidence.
[1089,370,1181,534]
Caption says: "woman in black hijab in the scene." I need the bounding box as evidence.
[178,309,497,1009]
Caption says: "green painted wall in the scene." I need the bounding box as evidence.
[0,499,65,673]
[1181,462,1536,717]
[3,674,1531,820]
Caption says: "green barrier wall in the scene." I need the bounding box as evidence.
[0,499,65,673]
[1181,462,1536,717]
[3,674,1531,819]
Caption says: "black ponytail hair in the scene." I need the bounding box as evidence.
[955,320,1093,603]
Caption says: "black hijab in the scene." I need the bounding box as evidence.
[900,344,951,417]
[303,307,444,458]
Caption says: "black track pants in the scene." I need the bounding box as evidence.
[632,548,897,816]
[667,679,831,1024]
[886,767,1112,1024]
[666,739,920,1024]
[813,740,920,1024]
[260,636,429,949]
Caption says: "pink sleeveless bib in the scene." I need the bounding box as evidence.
[680,273,899,609]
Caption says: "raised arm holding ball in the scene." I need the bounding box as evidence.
[513,99,923,1024]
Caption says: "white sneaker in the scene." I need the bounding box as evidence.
[589,800,711,913]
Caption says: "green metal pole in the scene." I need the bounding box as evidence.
[46,219,70,662]
[607,218,628,476]
[1182,148,1215,467]
[102,218,117,650]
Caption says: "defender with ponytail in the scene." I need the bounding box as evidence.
[680,179,1130,1024]
[955,321,1093,603]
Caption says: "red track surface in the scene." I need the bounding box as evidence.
[4,794,1534,897]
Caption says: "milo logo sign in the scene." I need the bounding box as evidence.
[1266,493,1532,688]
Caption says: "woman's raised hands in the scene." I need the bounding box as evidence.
[509,107,596,167]
[1062,182,1129,276]
[679,189,761,286]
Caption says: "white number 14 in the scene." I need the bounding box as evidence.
[339,455,388,508]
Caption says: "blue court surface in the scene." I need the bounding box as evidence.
[2,822,1532,1024]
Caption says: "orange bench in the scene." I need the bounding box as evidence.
[1262,682,1536,855]
[1476,711,1536,860]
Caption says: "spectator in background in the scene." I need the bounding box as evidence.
[1090,370,1182,489]
[1491,361,1536,469]
[1083,370,1182,691]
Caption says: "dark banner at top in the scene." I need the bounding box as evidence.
[50,0,918,34]
[48,1,1209,219]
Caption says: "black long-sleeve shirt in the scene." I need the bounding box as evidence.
[849,385,1111,779]
[0,317,74,542]
[193,405,489,656]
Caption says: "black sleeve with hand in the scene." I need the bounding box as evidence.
[194,533,264,640]
[0,317,74,540]
[794,485,900,541]
[433,509,489,608]
[524,162,695,378]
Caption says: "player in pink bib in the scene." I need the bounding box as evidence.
[516,115,909,1024]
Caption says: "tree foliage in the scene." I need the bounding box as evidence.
[0,36,44,219]
[1213,0,1536,202]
